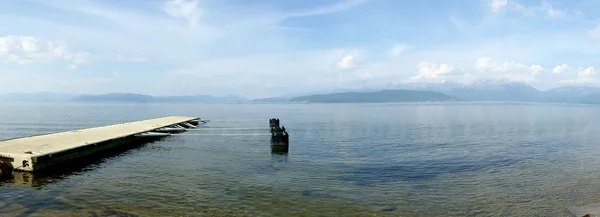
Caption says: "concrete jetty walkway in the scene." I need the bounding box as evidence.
[0,116,199,172]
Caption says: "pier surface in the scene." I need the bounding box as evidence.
[0,116,198,172]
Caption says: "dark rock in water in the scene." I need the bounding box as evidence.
[300,189,334,198]
[583,214,593,217]
[302,190,313,197]
[381,206,398,212]
[101,210,138,217]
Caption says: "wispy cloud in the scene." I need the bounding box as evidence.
[590,26,600,40]
[560,67,598,84]
[388,44,408,58]
[163,0,203,27]
[0,35,89,68]
[0,0,599,97]
[288,0,369,17]
[406,62,455,82]
[487,0,508,13]
[552,64,569,74]
[482,0,578,19]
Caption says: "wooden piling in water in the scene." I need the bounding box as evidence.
[269,118,289,153]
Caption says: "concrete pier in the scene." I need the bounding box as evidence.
[0,116,200,172]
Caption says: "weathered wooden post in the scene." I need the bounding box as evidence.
[269,118,289,154]
[269,118,280,128]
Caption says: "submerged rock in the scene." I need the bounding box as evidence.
[381,206,397,212]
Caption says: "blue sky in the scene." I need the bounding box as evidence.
[0,0,599,98]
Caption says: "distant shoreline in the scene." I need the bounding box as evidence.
[2,100,599,107]
[3,83,600,105]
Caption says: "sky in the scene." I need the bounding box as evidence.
[0,0,599,98]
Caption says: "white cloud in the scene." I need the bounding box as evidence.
[539,2,579,19]
[506,1,537,16]
[581,66,596,76]
[487,0,508,13]
[163,0,203,27]
[289,0,369,17]
[388,44,407,58]
[109,53,147,62]
[405,57,545,84]
[513,2,525,11]
[475,57,492,71]
[530,64,544,74]
[473,57,544,83]
[487,0,574,19]
[543,2,566,18]
[590,26,600,41]
[337,55,357,69]
[552,64,569,73]
[0,35,145,68]
[163,49,377,97]
[560,66,598,84]
[1,0,599,97]
[24,0,368,65]
[407,61,454,82]
[336,50,363,70]
[0,35,90,67]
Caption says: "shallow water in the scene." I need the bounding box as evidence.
[1,102,600,216]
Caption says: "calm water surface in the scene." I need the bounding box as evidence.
[1,102,600,216]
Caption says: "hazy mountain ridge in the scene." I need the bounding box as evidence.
[388,81,600,104]
[290,90,457,103]
[2,82,600,104]
[280,81,600,104]
[0,92,248,103]
[73,93,248,103]
[250,97,291,103]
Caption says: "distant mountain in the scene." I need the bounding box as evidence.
[387,81,465,92]
[73,93,248,103]
[388,80,542,102]
[290,89,456,103]
[447,81,542,102]
[0,92,248,103]
[581,92,600,104]
[74,93,155,102]
[542,86,600,104]
[250,97,291,103]
[274,88,384,99]
[0,92,76,102]
[156,94,247,103]
[5,81,600,105]
[386,81,600,104]
[545,86,600,95]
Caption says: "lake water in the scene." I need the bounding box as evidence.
[1,102,600,216]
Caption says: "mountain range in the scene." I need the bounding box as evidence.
[0,93,248,103]
[284,81,600,104]
[2,81,600,104]
[291,89,456,103]
[386,80,543,102]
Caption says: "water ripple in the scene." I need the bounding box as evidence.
[0,102,600,216]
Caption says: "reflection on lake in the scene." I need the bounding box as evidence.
[1,102,600,216]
